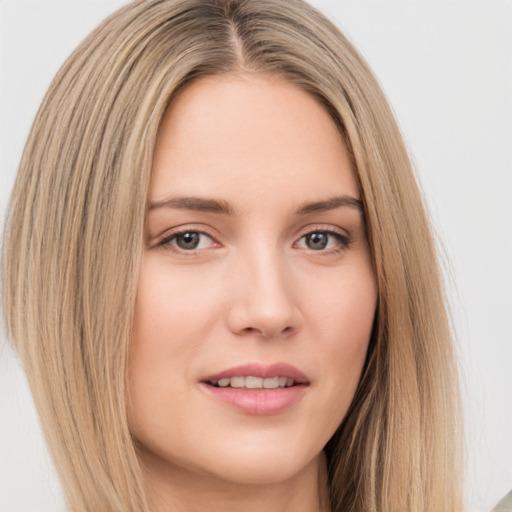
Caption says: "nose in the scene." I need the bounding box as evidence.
[225,245,302,339]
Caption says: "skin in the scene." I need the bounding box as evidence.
[128,73,377,512]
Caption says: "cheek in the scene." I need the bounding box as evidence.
[132,256,221,349]
[127,257,211,433]
[306,264,377,420]
[307,258,377,350]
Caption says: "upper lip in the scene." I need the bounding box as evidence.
[201,362,310,384]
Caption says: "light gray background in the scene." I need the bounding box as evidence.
[1,1,511,511]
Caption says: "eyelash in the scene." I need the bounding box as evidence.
[159,229,219,252]
[158,226,351,255]
[296,228,351,254]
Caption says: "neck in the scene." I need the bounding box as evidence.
[141,451,331,512]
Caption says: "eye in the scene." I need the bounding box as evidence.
[160,230,217,251]
[296,230,349,252]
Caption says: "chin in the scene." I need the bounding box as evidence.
[138,432,324,488]
[190,432,325,486]
[196,450,321,486]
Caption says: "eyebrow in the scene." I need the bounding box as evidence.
[149,197,234,214]
[149,195,364,215]
[296,196,364,214]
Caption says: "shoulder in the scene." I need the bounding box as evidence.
[492,490,512,512]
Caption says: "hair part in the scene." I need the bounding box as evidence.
[2,1,463,511]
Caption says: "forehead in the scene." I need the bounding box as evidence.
[150,74,359,207]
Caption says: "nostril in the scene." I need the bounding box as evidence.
[241,327,259,335]
[250,325,295,338]
[226,299,301,339]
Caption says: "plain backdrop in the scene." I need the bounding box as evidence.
[0,1,511,511]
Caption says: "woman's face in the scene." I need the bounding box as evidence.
[128,74,377,487]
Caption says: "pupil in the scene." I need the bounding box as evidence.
[307,233,328,250]
[177,232,200,249]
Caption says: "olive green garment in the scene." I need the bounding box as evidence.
[492,490,512,512]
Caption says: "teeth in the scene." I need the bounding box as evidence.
[210,376,296,389]
[263,376,279,389]
[245,376,263,388]
[230,376,245,388]
[218,378,230,387]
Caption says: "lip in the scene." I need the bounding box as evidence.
[200,362,310,416]
[201,362,309,384]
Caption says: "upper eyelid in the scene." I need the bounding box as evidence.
[156,225,218,242]
[160,225,348,237]
[164,227,215,238]
[304,225,344,233]
[295,228,350,247]
[298,224,349,239]
[154,224,351,247]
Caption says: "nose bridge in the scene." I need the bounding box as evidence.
[227,237,300,338]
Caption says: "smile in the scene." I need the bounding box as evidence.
[200,363,310,415]
[209,376,295,389]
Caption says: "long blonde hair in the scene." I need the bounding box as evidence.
[2,0,463,510]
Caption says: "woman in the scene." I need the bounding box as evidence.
[2,0,464,510]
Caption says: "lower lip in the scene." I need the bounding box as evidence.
[201,384,308,415]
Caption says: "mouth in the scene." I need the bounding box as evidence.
[200,363,310,415]
[207,375,297,389]
[201,362,309,388]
